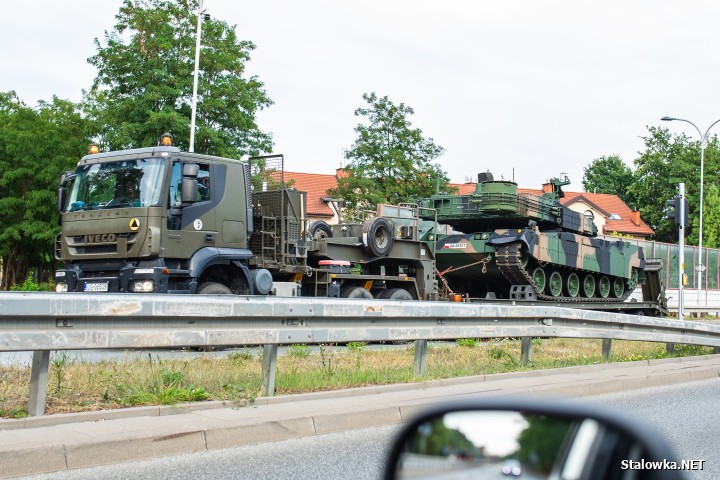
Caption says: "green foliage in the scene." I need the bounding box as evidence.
[0,407,27,419]
[85,0,273,157]
[50,351,72,394]
[346,342,366,352]
[288,344,311,358]
[0,92,90,289]
[329,93,452,217]
[9,277,41,291]
[582,155,636,207]
[517,415,573,473]
[455,338,478,348]
[319,344,338,377]
[405,417,476,456]
[228,351,254,361]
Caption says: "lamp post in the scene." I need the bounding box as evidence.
[661,116,720,306]
[189,1,209,153]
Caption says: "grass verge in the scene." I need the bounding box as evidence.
[0,339,715,418]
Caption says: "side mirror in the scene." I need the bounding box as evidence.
[57,170,76,213]
[180,163,199,204]
[384,399,683,480]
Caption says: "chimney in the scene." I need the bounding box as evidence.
[631,210,641,226]
[335,168,349,180]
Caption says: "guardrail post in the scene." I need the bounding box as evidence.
[666,343,675,354]
[28,350,50,416]
[521,337,532,365]
[602,339,612,363]
[261,344,278,397]
[414,340,427,376]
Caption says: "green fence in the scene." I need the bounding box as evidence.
[627,239,720,290]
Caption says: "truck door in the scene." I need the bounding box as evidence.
[164,160,217,259]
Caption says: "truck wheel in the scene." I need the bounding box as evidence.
[362,217,393,257]
[308,220,332,240]
[340,286,373,299]
[376,288,413,300]
[197,282,233,294]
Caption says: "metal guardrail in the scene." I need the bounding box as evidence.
[2,292,720,416]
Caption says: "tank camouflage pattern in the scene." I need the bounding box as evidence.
[420,174,645,302]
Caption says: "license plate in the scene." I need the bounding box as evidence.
[84,282,109,292]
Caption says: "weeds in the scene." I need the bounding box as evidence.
[0,338,715,418]
[288,344,311,358]
[456,338,478,348]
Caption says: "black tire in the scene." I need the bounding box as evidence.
[376,288,414,300]
[339,286,374,299]
[308,220,332,241]
[196,282,233,294]
[362,217,393,257]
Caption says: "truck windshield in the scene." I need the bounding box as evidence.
[66,158,167,212]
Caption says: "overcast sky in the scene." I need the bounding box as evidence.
[2,1,719,190]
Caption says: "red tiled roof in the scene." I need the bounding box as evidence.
[283,171,337,217]
[562,192,654,236]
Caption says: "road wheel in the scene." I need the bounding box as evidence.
[597,275,611,298]
[340,286,374,299]
[376,288,413,300]
[612,277,626,298]
[531,266,546,293]
[565,272,580,297]
[362,217,394,257]
[582,274,596,298]
[197,282,233,294]
[548,271,563,297]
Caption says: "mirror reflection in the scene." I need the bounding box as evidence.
[396,410,637,480]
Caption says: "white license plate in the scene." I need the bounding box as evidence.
[84,282,109,292]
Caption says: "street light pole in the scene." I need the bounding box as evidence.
[189,0,208,153]
[661,116,720,307]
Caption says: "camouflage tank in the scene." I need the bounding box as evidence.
[418,173,645,302]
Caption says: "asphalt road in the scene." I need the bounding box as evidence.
[11,377,719,480]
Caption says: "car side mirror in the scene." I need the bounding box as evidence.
[384,399,683,480]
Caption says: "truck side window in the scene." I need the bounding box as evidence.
[169,163,182,207]
[197,168,210,201]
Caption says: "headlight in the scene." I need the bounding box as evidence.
[55,282,69,293]
[133,280,154,292]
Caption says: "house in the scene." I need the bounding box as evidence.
[560,192,654,240]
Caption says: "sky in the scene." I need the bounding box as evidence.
[2,1,720,191]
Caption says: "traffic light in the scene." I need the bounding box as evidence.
[664,196,689,226]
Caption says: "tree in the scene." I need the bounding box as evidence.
[581,155,636,207]
[628,126,699,243]
[85,0,273,157]
[329,93,451,217]
[0,92,91,289]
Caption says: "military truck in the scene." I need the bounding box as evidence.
[54,138,436,300]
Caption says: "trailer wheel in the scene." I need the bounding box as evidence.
[376,288,413,300]
[308,220,332,240]
[197,282,233,294]
[340,286,373,299]
[362,217,393,257]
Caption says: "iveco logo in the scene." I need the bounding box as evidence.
[85,234,117,243]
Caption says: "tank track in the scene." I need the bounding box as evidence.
[495,242,633,303]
